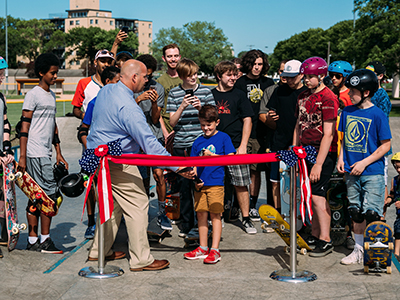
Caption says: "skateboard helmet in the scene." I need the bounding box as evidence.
[59,173,85,198]
[53,162,69,184]
[328,61,353,77]
[300,57,328,77]
[0,56,8,70]
[345,69,379,98]
[392,152,400,163]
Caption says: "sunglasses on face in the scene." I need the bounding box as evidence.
[329,72,343,79]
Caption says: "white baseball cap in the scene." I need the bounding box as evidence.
[280,60,302,77]
[95,49,115,61]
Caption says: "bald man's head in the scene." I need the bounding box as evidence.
[120,59,148,93]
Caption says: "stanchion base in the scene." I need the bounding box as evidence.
[78,266,124,279]
[270,269,317,283]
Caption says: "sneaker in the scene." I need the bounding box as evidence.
[345,236,355,250]
[242,219,257,234]
[230,207,240,222]
[249,208,261,222]
[204,249,221,264]
[184,246,209,260]
[309,240,333,257]
[26,240,41,251]
[178,230,188,238]
[305,235,319,250]
[262,221,275,233]
[84,225,96,239]
[39,238,63,254]
[340,244,363,265]
[171,219,181,225]
[157,213,173,231]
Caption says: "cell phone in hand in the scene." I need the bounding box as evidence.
[121,26,129,34]
[269,107,277,112]
[194,176,203,184]
[185,89,194,96]
[149,85,156,91]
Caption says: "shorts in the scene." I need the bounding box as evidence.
[270,161,280,182]
[306,152,336,198]
[194,186,224,214]
[227,164,251,187]
[26,157,58,197]
[247,138,266,171]
[394,217,400,239]
[345,174,385,217]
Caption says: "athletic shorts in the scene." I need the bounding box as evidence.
[26,157,58,197]
[194,186,224,214]
[306,152,336,198]
[247,138,266,171]
[227,164,251,187]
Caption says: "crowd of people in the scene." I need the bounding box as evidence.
[0,29,399,272]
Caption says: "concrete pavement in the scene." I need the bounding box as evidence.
[0,116,399,300]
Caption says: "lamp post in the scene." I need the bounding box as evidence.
[5,0,8,95]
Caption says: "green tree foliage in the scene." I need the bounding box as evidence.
[151,21,233,74]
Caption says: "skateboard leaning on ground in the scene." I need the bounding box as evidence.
[164,171,180,221]
[147,217,171,243]
[327,175,350,246]
[364,221,394,274]
[11,162,61,217]
[3,162,27,251]
[259,204,312,255]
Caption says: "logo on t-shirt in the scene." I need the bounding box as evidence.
[217,100,231,114]
[202,144,216,154]
[247,84,263,103]
[345,115,372,153]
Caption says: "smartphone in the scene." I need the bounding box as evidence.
[149,85,156,91]
[185,89,194,97]
[269,107,277,112]
[194,176,203,184]
[121,26,129,34]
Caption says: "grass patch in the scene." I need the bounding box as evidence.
[390,106,400,117]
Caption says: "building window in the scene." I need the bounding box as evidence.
[76,20,80,25]
[105,13,108,17]
[70,61,74,65]
[95,19,98,24]
[149,24,151,28]
[149,33,151,38]
[90,19,93,24]
[110,21,113,26]
[96,12,99,17]
[70,20,74,25]
[76,60,80,65]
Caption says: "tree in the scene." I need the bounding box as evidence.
[151,21,233,74]
[0,16,25,68]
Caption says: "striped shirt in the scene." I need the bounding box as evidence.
[166,84,215,148]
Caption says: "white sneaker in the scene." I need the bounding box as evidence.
[340,244,364,265]
[249,208,261,222]
[242,219,257,234]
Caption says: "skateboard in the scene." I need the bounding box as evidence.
[327,175,350,246]
[279,161,303,231]
[259,204,312,255]
[11,162,60,217]
[364,221,394,274]
[3,162,27,251]
[184,227,213,248]
[164,171,180,221]
[147,217,171,243]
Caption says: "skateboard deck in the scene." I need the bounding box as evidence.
[147,217,171,243]
[279,161,303,231]
[259,204,312,255]
[3,162,26,251]
[327,176,349,246]
[12,162,59,217]
[184,227,213,248]
[364,221,394,274]
[164,171,180,221]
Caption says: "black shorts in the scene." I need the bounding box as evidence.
[306,152,336,198]
[394,217,400,239]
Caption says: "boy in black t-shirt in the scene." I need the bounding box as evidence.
[234,50,274,221]
[213,61,257,234]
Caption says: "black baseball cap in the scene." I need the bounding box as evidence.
[366,61,386,77]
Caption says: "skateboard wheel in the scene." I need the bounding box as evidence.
[387,266,392,274]
[11,227,19,234]
[19,223,27,231]
[344,225,350,232]
[364,266,369,273]
[364,242,370,250]
[158,238,162,243]
[83,181,88,188]
[300,248,307,255]
[389,242,394,251]
[279,168,283,173]
[36,193,42,199]
[29,206,37,213]
[284,246,289,253]
[261,223,267,230]
[279,224,286,231]
[9,173,15,180]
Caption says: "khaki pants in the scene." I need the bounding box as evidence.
[88,162,154,269]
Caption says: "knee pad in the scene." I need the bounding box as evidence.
[365,210,380,225]
[348,207,364,223]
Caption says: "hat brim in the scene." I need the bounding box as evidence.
[280,72,299,77]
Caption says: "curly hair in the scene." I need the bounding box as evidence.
[136,54,158,72]
[100,66,120,85]
[240,49,270,76]
[34,53,60,78]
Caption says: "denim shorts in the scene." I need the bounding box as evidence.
[345,174,385,216]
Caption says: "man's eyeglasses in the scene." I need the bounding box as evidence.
[329,72,343,79]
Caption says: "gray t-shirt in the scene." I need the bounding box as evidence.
[22,86,56,158]
[135,80,165,140]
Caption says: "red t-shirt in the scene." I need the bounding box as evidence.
[296,87,339,152]
[340,88,352,107]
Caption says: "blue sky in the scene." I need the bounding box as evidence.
[2,0,355,56]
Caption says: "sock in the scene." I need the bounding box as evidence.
[250,195,258,209]
[211,248,219,253]
[158,201,166,214]
[88,214,95,227]
[28,236,38,244]
[354,233,363,247]
[242,216,250,222]
[40,234,50,243]
[200,245,208,251]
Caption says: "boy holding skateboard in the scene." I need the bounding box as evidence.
[337,69,391,265]
[18,53,69,254]
[184,105,235,264]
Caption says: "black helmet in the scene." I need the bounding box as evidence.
[59,173,85,198]
[53,162,69,184]
[345,69,379,97]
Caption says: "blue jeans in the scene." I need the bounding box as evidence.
[345,174,385,216]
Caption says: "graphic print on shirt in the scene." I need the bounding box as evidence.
[217,99,231,114]
[298,98,323,134]
[344,115,372,153]
[247,84,263,103]
[202,144,216,155]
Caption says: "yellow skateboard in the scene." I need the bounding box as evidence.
[259,204,312,255]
